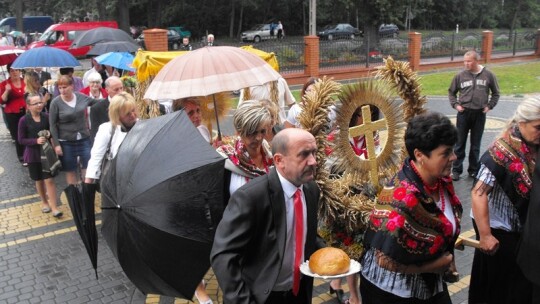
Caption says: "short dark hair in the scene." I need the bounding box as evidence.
[59,67,74,75]
[405,111,457,160]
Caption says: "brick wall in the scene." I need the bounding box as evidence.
[143,29,168,52]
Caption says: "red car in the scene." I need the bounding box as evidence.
[28,21,118,58]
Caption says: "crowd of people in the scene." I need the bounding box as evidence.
[3,47,540,304]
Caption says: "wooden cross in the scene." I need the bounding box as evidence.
[348,105,387,186]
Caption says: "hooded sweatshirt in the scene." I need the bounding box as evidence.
[448,65,500,110]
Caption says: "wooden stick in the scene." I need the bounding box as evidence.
[455,236,481,250]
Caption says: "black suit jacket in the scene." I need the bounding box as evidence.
[211,168,323,304]
[89,98,109,141]
[39,71,51,86]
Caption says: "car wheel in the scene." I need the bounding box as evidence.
[172,42,179,50]
[328,34,333,41]
[350,34,355,39]
[254,36,261,43]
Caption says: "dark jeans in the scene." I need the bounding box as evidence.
[5,111,25,160]
[453,109,486,176]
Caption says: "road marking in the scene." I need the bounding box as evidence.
[0,194,39,205]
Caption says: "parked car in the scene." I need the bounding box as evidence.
[27,21,118,57]
[241,24,276,43]
[168,26,191,38]
[378,24,399,38]
[136,29,183,50]
[318,23,362,40]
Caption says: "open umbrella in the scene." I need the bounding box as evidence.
[11,46,80,68]
[100,110,225,298]
[143,46,281,138]
[0,46,24,66]
[94,51,135,72]
[64,183,99,279]
[8,30,23,38]
[71,27,135,48]
[87,41,140,56]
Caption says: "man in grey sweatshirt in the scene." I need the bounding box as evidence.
[449,50,500,181]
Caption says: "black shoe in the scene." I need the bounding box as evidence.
[329,286,347,304]
[451,172,460,181]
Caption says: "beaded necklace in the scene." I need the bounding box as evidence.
[409,160,441,194]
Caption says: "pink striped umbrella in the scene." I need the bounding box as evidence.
[144,46,282,138]
[144,46,281,100]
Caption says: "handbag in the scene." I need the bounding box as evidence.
[98,125,116,189]
[37,130,62,177]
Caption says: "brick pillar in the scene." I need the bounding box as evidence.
[481,31,493,64]
[535,29,540,56]
[408,32,421,71]
[143,28,168,52]
[304,36,320,78]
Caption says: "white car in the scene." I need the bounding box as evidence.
[241,24,277,43]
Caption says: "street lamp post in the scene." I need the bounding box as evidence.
[309,0,316,36]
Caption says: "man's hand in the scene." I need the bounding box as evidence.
[483,106,490,113]
[479,234,499,255]
[456,105,465,112]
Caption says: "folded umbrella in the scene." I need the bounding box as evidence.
[64,183,99,279]
[100,110,226,298]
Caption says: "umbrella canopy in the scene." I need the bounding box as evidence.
[71,27,136,48]
[8,30,23,38]
[94,52,135,72]
[87,41,140,56]
[0,46,24,66]
[64,183,99,279]
[100,110,226,298]
[11,46,80,68]
[143,46,281,100]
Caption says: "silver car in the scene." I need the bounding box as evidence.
[241,24,276,43]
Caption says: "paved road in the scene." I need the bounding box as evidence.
[0,95,529,303]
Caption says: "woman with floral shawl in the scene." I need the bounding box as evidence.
[217,100,274,198]
[469,97,540,304]
[361,112,462,304]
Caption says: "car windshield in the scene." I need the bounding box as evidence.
[249,24,265,31]
[323,24,337,30]
[39,30,54,42]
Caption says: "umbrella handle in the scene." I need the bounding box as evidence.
[212,94,222,141]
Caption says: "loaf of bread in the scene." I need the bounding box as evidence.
[308,247,350,276]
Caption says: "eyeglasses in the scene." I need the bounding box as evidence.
[89,81,101,84]
[29,102,44,106]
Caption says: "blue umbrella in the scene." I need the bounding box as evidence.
[11,46,80,68]
[95,52,135,72]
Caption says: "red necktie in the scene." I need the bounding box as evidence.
[292,188,304,295]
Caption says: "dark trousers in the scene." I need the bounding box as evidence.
[469,220,532,304]
[265,290,303,304]
[453,109,486,176]
[5,111,25,160]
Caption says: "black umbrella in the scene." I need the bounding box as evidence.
[100,110,225,299]
[71,27,136,48]
[64,183,99,279]
[87,41,140,56]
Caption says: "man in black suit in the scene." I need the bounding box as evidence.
[89,76,124,141]
[211,128,324,304]
[34,67,51,86]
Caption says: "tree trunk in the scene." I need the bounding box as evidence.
[236,2,244,38]
[117,0,131,33]
[229,0,235,38]
[509,0,522,38]
[96,0,107,20]
[15,0,23,32]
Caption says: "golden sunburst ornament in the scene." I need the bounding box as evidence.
[332,81,406,189]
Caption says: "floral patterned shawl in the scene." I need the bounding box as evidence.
[216,136,273,178]
[480,125,536,225]
[364,158,463,265]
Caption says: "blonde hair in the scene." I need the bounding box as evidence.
[24,71,40,94]
[108,92,137,127]
[233,100,273,137]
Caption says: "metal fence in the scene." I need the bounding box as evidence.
[491,30,537,55]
